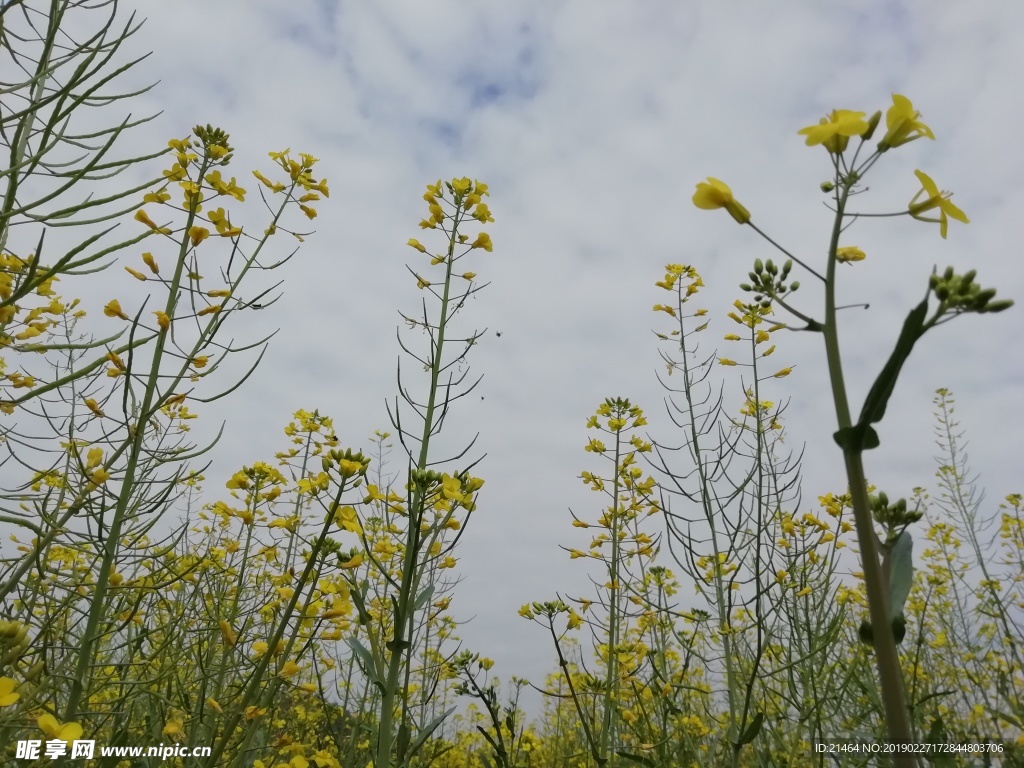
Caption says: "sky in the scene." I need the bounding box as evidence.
[8,0,1024,716]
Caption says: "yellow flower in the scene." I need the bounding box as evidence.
[718,358,737,367]
[143,189,171,204]
[835,246,866,264]
[161,720,184,741]
[142,252,159,274]
[38,713,83,742]
[253,169,286,192]
[219,620,237,647]
[84,397,105,418]
[692,178,750,224]
[189,226,210,246]
[104,300,128,320]
[339,552,363,570]
[797,109,869,154]
[333,505,362,534]
[407,238,427,253]
[279,661,301,678]
[471,232,493,252]
[154,311,171,331]
[772,367,793,378]
[908,169,969,240]
[879,94,935,150]
[0,677,20,707]
[134,209,167,232]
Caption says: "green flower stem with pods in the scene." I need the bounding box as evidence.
[366,178,491,768]
[693,94,1014,765]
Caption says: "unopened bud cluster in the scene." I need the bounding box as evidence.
[868,491,922,531]
[929,267,1013,314]
[740,258,799,308]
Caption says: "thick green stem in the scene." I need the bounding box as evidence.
[824,183,918,766]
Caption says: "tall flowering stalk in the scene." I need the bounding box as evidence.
[522,397,661,766]
[692,94,1014,764]
[353,177,491,768]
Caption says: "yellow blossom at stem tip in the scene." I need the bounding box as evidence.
[879,94,935,151]
[797,109,870,154]
[908,169,969,239]
[692,178,750,224]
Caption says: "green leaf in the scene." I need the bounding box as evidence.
[405,705,456,761]
[833,424,880,452]
[413,584,435,612]
[857,298,928,431]
[737,711,764,746]
[615,752,657,767]
[888,530,914,618]
[345,637,381,687]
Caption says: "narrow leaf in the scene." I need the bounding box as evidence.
[857,298,928,429]
[737,711,764,746]
[888,530,914,617]
[406,705,456,760]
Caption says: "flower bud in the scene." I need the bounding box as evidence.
[982,299,1014,313]
[861,110,883,141]
[973,288,997,306]
[754,259,764,274]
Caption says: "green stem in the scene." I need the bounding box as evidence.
[374,203,464,768]
[823,183,918,767]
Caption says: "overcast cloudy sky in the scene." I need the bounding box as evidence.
[36,0,1024,709]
